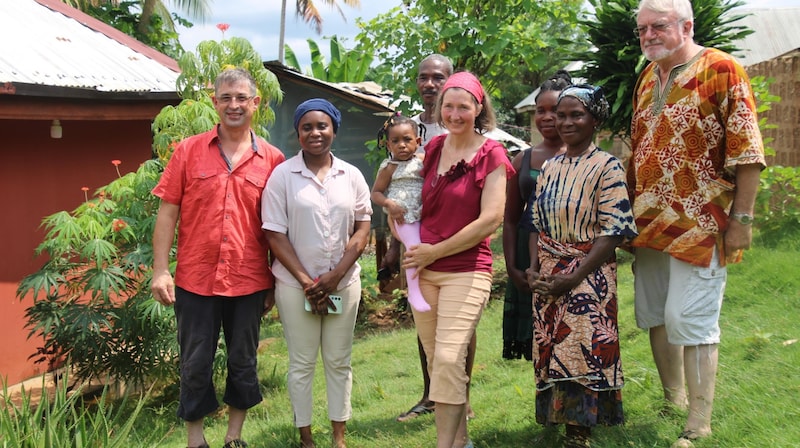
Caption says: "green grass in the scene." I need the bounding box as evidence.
[1,374,154,447]
[10,237,798,447]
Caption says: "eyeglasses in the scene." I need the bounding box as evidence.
[217,95,254,104]
[633,20,683,38]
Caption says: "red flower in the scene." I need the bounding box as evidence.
[111,159,122,177]
[216,23,230,38]
[112,218,127,232]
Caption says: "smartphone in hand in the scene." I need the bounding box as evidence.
[305,295,343,314]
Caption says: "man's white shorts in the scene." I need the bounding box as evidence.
[634,247,726,346]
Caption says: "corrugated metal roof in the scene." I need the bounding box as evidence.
[733,8,800,67]
[0,0,179,93]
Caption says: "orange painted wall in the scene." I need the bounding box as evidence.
[0,118,156,386]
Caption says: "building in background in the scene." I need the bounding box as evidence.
[0,0,181,386]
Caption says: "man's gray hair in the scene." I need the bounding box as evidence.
[214,68,257,96]
[419,54,454,76]
[637,0,693,21]
[637,0,694,37]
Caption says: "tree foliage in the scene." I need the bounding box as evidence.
[292,0,361,34]
[137,0,210,38]
[355,0,588,114]
[284,36,375,83]
[85,0,191,59]
[159,37,283,159]
[279,0,360,62]
[576,0,753,139]
[18,39,280,386]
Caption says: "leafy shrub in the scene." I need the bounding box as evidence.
[750,75,780,157]
[755,166,800,247]
[20,160,178,386]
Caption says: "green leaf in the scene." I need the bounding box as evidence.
[81,238,118,266]
[308,39,327,81]
[17,269,65,301]
[83,265,128,300]
[284,45,302,71]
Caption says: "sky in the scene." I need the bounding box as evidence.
[173,0,404,69]
[173,0,800,70]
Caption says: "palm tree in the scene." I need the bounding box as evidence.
[278,0,360,63]
[59,0,211,36]
[139,0,211,36]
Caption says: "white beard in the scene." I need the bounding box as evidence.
[643,36,687,62]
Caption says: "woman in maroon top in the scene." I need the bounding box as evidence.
[403,71,514,448]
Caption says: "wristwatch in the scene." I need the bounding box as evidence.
[731,212,754,225]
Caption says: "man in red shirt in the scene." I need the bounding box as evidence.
[151,68,285,448]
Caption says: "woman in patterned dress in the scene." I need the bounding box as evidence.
[526,85,637,448]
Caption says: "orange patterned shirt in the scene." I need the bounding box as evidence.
[629,48,766,267]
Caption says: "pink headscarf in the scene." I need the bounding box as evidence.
[441,71,484,104]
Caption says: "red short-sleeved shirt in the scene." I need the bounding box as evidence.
[152,126,286,297]
[420,134,514,273]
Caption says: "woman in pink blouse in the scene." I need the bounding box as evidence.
[403,72,514,448]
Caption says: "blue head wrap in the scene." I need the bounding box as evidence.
[558,84,610,124]
[293,98,342,134]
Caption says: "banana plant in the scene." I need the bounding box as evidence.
[284,35,374,83]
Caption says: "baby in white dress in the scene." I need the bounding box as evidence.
[371,113,428,312]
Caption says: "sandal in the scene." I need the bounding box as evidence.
[223,440,248,448]
[565,425,591,448]
[396,401,435,422]
[670,430,701,448]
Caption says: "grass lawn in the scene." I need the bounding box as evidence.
[120,236,800,448]
[72,237,800,447]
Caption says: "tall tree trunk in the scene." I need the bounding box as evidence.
[138,0,157,36]
[279,0,287,63]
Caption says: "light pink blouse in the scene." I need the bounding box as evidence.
[261,153,372,290]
